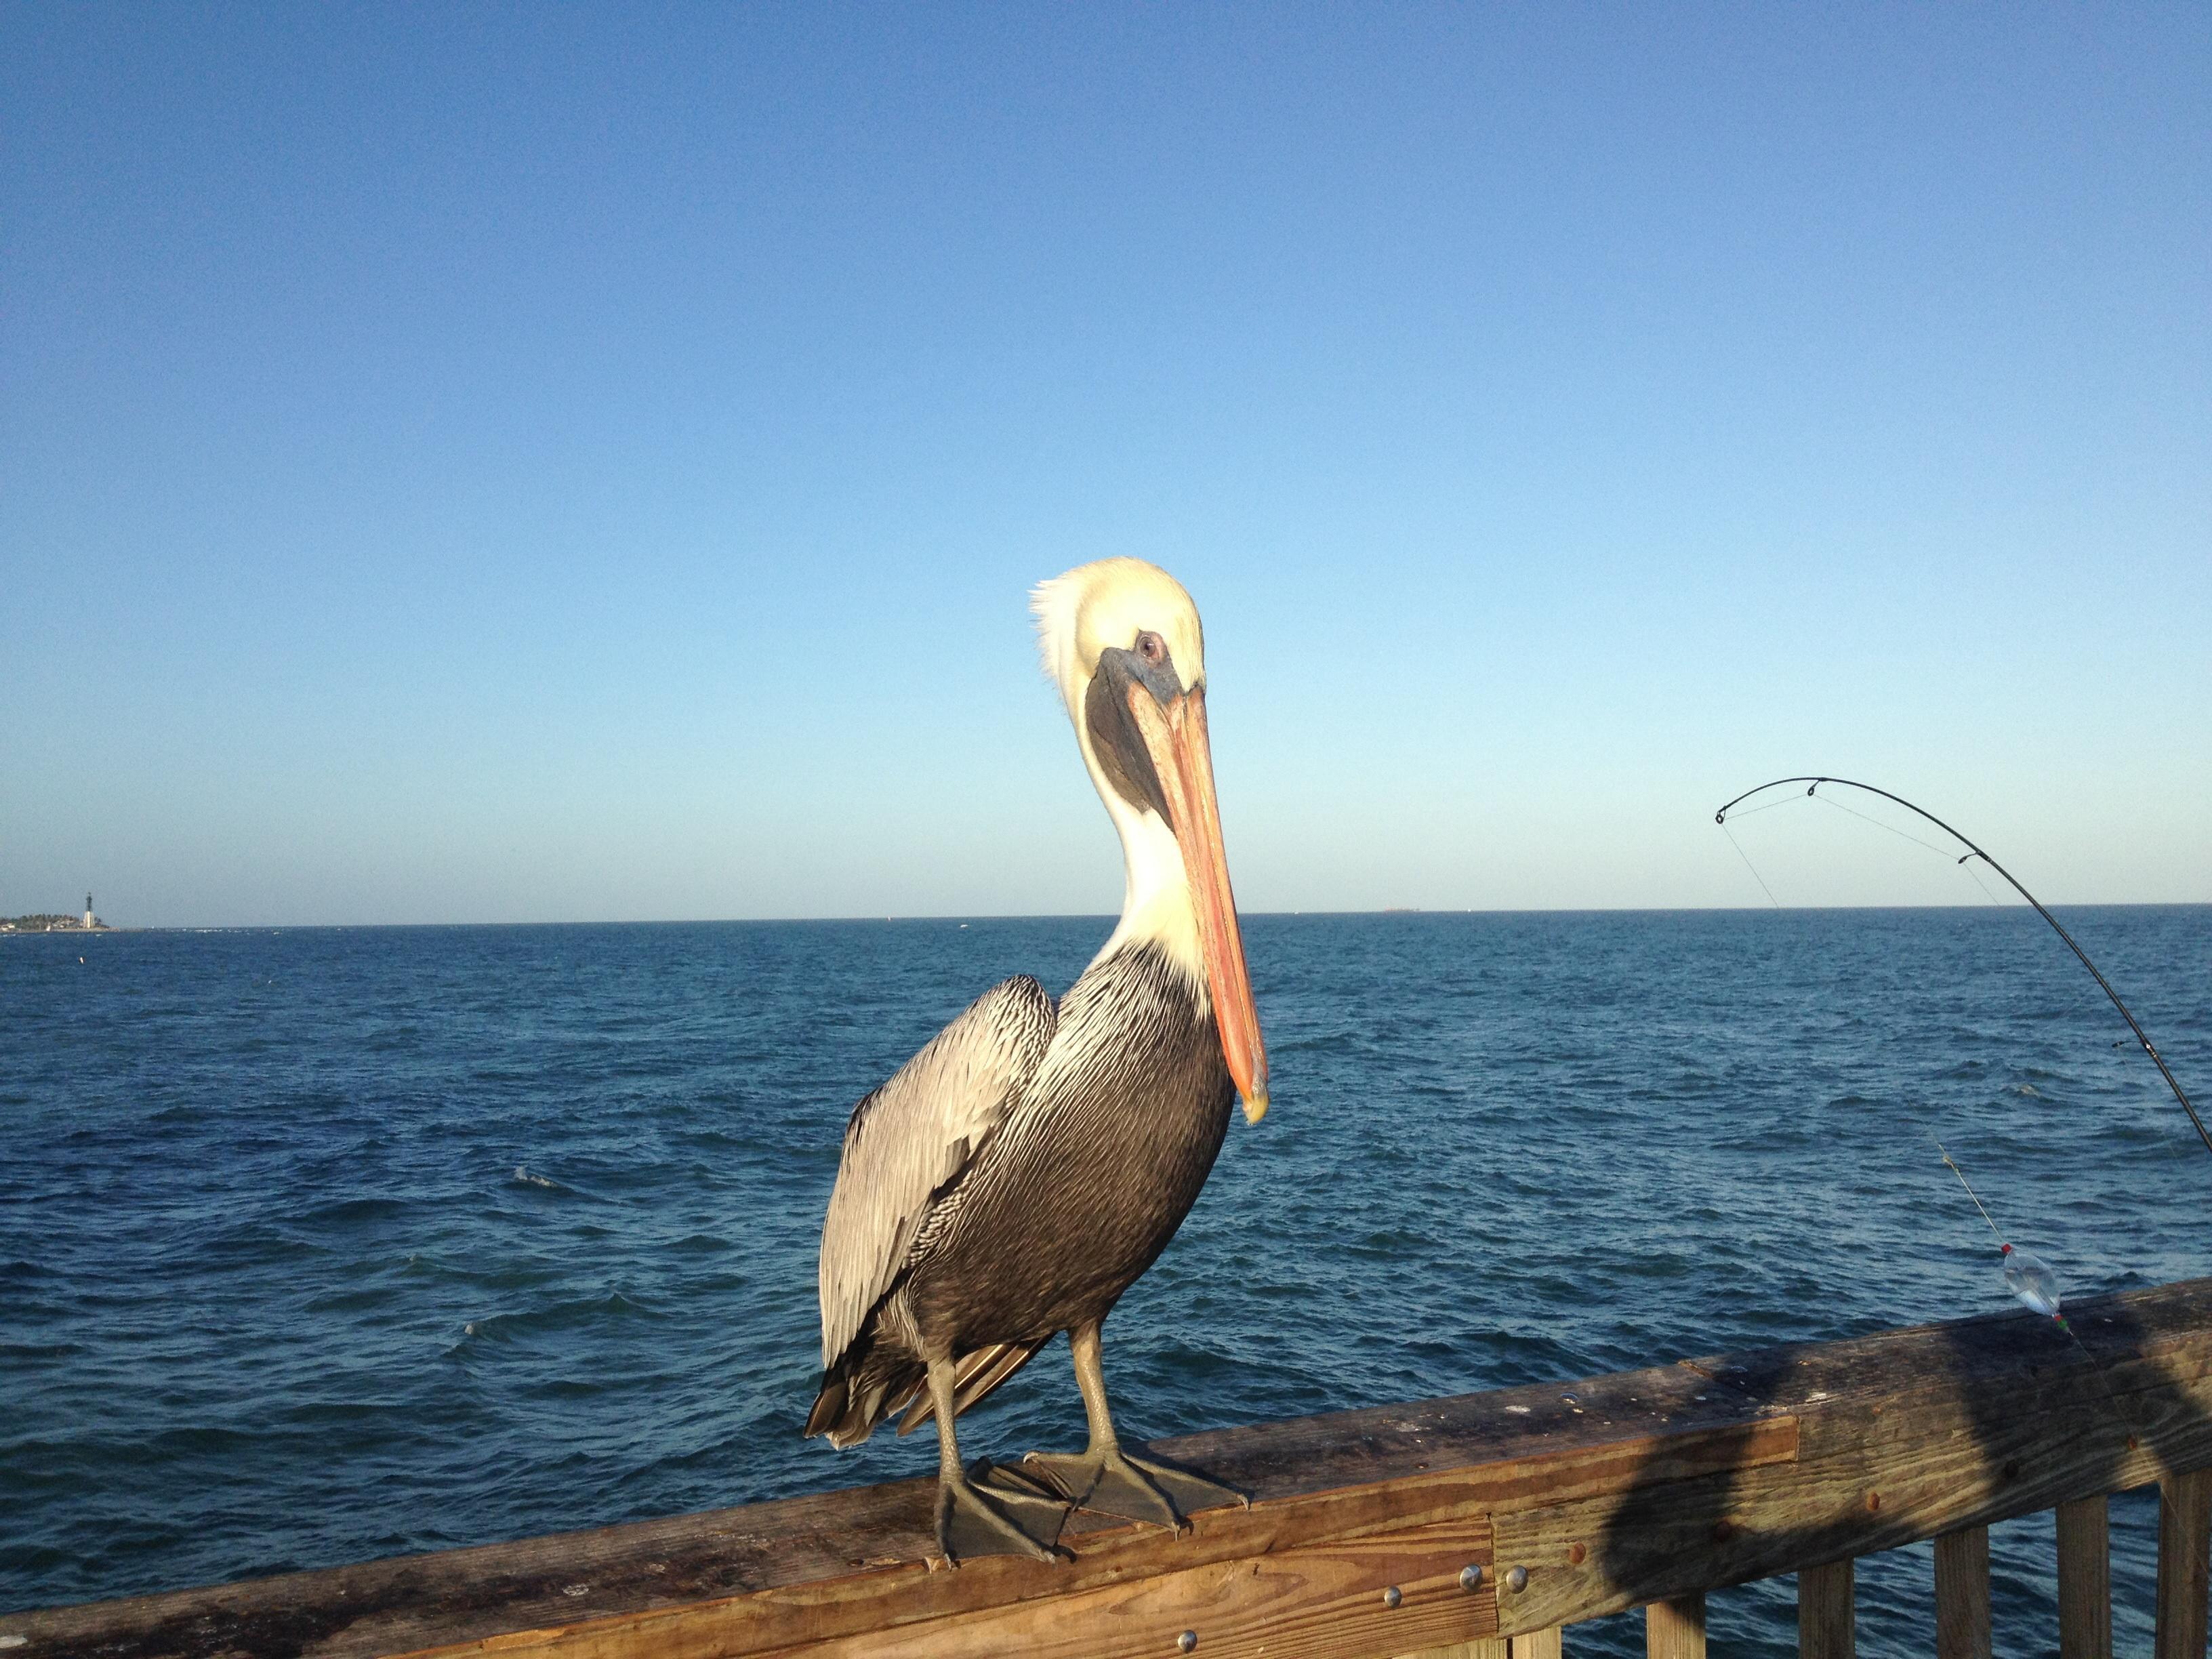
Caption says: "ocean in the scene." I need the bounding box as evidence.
[2,908,2205,1654]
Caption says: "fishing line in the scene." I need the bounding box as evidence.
[1775,785,2015,907]
[1957,859,2011,910]
[1921,1128,2183,1528]
[1812,791,1957,861]
[1712,793,1800,823]
[1929,1132,2008,1249]
[1720,819,1783,909]
[1715,775,2211,1160]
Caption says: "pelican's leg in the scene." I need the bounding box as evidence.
[926,1356,1070,1565]
[1022,1322,1248,1532]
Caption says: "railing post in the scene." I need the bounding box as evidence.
[2157,1467,2212,1659]
[1799,1558,1855,1659]
[1510,1631,1563,1658]
[2056,1494,2113,1659]
[1935,1524,1992,1659]
[1646,1593,1705,1658]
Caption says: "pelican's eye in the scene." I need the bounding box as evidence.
[1134,630,1166,665]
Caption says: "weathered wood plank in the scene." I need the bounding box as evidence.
[1797,1559,1852,1659]
[7,1403,1775,1659]
[2156,1465,2211,1659]
[1683,1278,2212,1422]
[2055,1495,2112,1659]
[1933,1525,1990,1659]
[732,1516,1496,1659]
[1488,1354,2212,1635]
[384,1418,1768,1659]
[1506,1630,1560,1659]
[1642,1593,1702,1659]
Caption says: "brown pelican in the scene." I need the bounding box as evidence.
[805,558,1269,1564]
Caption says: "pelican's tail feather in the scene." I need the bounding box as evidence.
[896,1339,1048,1436]
[805,1337,925,1449]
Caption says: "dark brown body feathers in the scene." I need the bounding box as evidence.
[805,941,1231,1446]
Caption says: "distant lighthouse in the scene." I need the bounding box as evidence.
[84,892,94,930]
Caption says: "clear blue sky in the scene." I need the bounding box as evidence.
[5,5,2205,926]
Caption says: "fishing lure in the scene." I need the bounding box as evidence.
[1931,1132,2066,1324]
[1929,1130,2192,1533]
[1715,775,2209,1159]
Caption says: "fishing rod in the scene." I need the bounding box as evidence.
[1714,775,2211,1159]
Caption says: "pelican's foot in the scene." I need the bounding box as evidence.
[935,1459,1071,1565]
[1022,1443,1249,1534]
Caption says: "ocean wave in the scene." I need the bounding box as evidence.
[292,1196,411,1226]
[509,1165,625,1203]
[459,1290,662,1345]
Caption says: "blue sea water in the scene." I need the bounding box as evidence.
[1,908,2205,1656]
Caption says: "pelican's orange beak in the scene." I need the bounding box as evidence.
[1130,683,1269,1123]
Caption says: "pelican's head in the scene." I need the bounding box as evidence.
[1032,558,1269,1124]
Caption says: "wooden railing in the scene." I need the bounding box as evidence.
[10,1278,2210,1659]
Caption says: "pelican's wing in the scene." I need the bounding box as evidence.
[817,975,1056,1370]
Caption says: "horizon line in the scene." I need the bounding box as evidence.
[14,899,2209,933]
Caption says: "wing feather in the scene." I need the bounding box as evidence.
[816,976,1055,1370]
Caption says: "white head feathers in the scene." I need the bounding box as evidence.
[1031,558,1207,722]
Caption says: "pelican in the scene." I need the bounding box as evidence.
[804,558,1269,1564]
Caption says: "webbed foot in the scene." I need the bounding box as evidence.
[935,1458,1072,1565]
[1022,1443,1248,1533]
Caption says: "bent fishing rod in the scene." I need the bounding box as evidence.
[1715,775,2211,1160]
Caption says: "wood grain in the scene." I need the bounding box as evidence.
[2156,1465,2211,1659]
[1643,1594,1702,1659]
[2055,1496,2112,1659]
[1932,1525,1989,1659]
[739,1516,1497,1659]
[1797,1559,1852,1659]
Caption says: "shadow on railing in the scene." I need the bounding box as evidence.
[1568,1288,2212,1659]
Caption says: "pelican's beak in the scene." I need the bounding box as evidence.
[1129,683,1270,1123]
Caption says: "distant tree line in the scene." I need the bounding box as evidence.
[1,914,96,930]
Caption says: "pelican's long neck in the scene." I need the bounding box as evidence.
[1031,556,1214,999]
[1083,739,1206,996]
